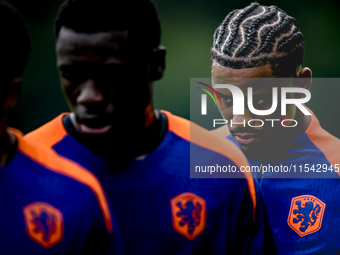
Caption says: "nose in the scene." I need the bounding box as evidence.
[76,79,104,105]
[232,108,253,127]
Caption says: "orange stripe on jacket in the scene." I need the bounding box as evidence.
[305,109,340,178]
[211,125,230,138]
[24,113,68,148]
[160,110,256,219]
[10,127,113,233]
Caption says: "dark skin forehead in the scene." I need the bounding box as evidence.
[56,27,129,66]
[211,60,292,95]
[211,60,274,79]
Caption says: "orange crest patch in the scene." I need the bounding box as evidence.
[287,195,326,237]
[170,192,206,240]
[23,202,63,248]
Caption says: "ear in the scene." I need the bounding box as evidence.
[296,66,312,90]
[2,77,21,111]
[150,45,166,81]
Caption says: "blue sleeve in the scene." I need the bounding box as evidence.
[226,179,278,255]
[248,183,278,255]
[80,195,125,255]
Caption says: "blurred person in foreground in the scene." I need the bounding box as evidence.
[0,1,123,254]
[25,0,278,253]
[211,2,340,254]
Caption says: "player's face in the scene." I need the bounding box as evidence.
[212,61,298,157]
[56,27,156,135]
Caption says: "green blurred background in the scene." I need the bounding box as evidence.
[6,0,340,137]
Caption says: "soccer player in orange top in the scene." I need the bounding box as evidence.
[25,0,278,253]
[211,2,340,253]
[0,2,123,253]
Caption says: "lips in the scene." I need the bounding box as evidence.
[77,114,112,128]
[79,123,113,135]
[75,114,114,135]
[232,133,258,145]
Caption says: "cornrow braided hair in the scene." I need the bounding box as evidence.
[211,2,304,76]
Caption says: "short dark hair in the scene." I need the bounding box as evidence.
[0,1,30,80]
[55,0,161,51]
[211,3,304,76]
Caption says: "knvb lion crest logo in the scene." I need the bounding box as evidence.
[287,195,326,237]
[170,192,206,240]
[23,202,63,248]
